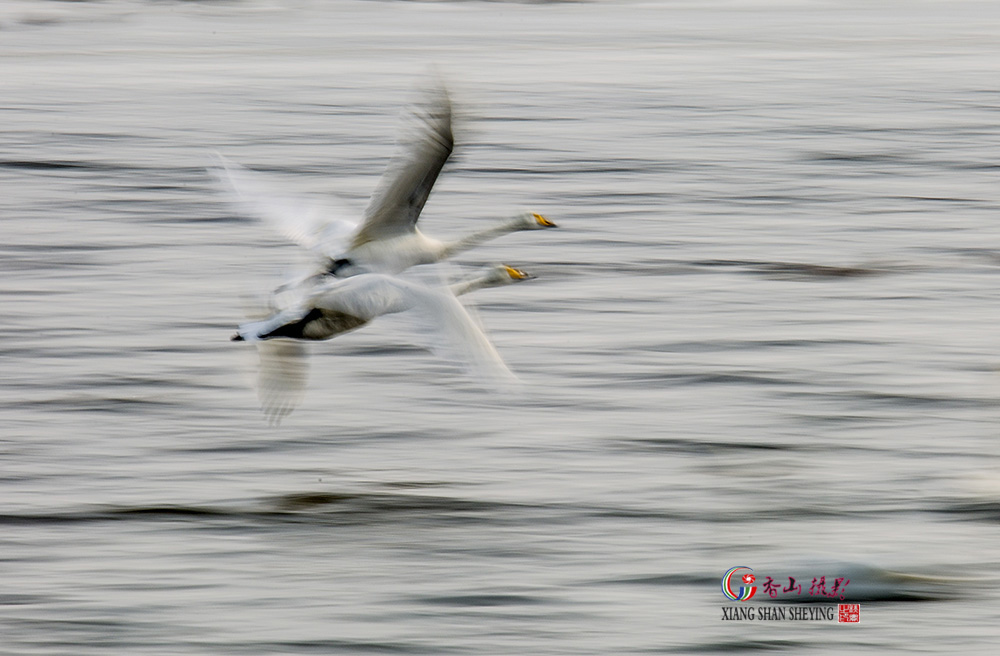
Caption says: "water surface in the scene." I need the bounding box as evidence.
[3,1,1000,653]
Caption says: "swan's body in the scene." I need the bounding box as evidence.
[234,265,532,343]
[235,265,532,422]
[213,82,556,277]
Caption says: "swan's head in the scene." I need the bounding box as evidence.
[517,212,557,230]
[482,264,535,287]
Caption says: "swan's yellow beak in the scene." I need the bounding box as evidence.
[532,213,557,228]
[504,266,534,281]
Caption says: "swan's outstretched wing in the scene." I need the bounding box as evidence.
[311,274,515,383]
[350,82,453,249]
[235,291,310,423]
[211,155,358,257]
[377,278,515,384]
[255,340,309,425]
[413,288,516,384]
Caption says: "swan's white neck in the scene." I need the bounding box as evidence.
[439,217,525,260]
[450,274,493,297]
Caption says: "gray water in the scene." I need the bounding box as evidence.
[4,0,1000,653]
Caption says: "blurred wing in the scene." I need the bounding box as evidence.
[211,155,358,258]
[351,82,453,249]
[407,285,517,384]
[311,274,514,382]
[255,340,309,425]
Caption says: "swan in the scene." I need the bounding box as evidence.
[212,82,556,277]
[235,265,533,421]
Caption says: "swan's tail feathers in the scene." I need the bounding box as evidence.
[255,340,309,425]
[208,154,357,258]
[232,317,270,343]
[232,308,312,343]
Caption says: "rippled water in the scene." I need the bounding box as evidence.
[4,0,1000,653]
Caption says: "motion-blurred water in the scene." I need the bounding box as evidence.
[4,0,1000,653]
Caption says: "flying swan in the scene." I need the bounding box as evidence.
[213,82,557,278]
[235,264,533,421]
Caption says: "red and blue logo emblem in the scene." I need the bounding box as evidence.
[722,566,757,601]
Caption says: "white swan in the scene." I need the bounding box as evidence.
[236,265,532,422]
[213,82,556,277]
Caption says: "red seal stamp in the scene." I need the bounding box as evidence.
[838,604,860,623]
